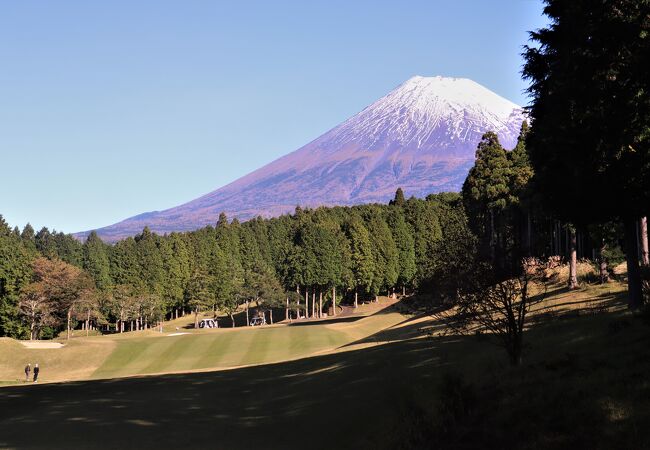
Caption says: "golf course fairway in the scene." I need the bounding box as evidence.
[0,298,404,383]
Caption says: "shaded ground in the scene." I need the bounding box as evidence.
[2,282,649,449]
[0,337,439,449]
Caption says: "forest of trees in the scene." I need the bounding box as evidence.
[1,1,648,345]
[1,110,648,342]
[0,191,474,339]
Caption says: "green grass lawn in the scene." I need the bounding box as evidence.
[0,298,405,383]
[1,283,648,449]
[92,322,352,379]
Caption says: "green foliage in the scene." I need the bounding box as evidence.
[82,231,112,291]
[185,269,214,315]
[0,216,32,338]
[159,233,190,313]
[463,132,515,214]
[422,196,477,301]
[523,0,650,224]
[134,227,165,295]
[364,207,399,295]
[244,263,284,310]
[389,187,406,207]
[1,191,481,333]
[523,0,650,307]
[404,196,443,284]
[388,207,416,291]
[345,214,375,298]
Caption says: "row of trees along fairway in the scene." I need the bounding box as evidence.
[441,0,650,367]
[523,0,650,308]
[0,192,474,339]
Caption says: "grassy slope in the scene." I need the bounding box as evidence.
[0,298,404,383]
[0,337,117,384]
[1,282,649,449]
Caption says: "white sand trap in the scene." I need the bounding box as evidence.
[21,341,65,349]
[167,332,190,337]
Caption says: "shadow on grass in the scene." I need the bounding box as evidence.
[287,315,364,327]
[0,336,448,450]
[2,293,648,450]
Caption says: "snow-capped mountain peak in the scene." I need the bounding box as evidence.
[319,75,523,153]
[76,76,526,242]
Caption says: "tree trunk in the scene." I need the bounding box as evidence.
[599,241,609,284]
[568,228,579,289]
[194,309,199,329]
[332,286,337,316]
[30,315,35,340]
[624,218,644,309]
[641,217,649,266]
[270,309,274,325]
[312,291,316,318]
[527,212,532,256]
[296,288,300,319]
[285,297,289,322]
[230,312,235,328]
[246,300,250,326]
[86,310,90,337]
[489,209,496,263]
[319,291,323,317]
[564,226,569,259]
[402,285,406,296]
[510,334,523,366]
[354,289,358,309]
[67,308,72,340]
[304,289,308,319]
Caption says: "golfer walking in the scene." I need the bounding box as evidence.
[33,364,39,383]
[24,364,31,382]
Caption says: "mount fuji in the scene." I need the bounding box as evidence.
[78,76,526,242]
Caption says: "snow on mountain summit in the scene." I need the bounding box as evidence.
[320,75,523,153]
[77,76,526,242]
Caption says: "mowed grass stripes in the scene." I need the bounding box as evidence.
[90,318,371,379]
[0,300,405,384]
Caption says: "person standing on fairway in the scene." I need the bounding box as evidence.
[24,364,31,382]
[33,364,39,383]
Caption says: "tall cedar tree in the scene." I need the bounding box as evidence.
[387,204,416,294]
[462,132,515,274]
[345,214,375,305]
[82,231,112,291]
[523,0,650,307]
[0,216,32,338]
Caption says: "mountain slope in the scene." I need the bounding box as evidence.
[78,76,525,241]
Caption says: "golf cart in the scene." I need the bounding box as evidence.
[249,315,266,326]
[198,318,218,329]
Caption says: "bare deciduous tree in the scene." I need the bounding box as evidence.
[440,258,559,366]
[19,283,55,340]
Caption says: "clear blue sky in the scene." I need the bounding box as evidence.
[0,0,548,234]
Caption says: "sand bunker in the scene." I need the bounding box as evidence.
[21,341,65,349]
